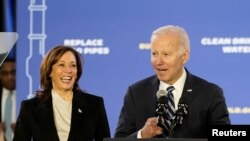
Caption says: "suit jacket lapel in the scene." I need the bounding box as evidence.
[37,95,59,140]
[68,92,86,140]
[150,76,159,115]
[179,70,196,106]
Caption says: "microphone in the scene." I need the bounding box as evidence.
[155,90,188,136]
[155,89,168,134]
[175,96,188,125]
[175,103,188,124]
[169,103,188,136]
[156,89,167,99]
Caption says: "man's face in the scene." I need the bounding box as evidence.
[151,34,189,84]
[0,61,16,90]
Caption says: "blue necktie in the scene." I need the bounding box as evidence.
[4,92,13,141]
[166,86,175,135]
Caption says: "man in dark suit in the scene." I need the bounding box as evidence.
[114,25,230,139]
[0,58,16,141]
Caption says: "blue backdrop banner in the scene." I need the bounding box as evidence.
[17,0,250,136]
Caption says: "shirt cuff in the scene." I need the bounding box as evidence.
[137,130,142,138]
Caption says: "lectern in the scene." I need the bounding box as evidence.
[104,138,208,141]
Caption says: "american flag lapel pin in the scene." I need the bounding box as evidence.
[78,108,82,114]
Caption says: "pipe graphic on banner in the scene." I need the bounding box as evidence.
[26,0,47,98]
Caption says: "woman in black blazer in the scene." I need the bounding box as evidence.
[13,45,110,141]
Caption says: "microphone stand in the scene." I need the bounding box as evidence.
[156,102,169,135]
[169,104,188,136]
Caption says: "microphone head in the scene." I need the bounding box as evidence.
[156,89,167,104]
[156,89,167,99]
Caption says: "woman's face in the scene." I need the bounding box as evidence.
[50,51,77,92]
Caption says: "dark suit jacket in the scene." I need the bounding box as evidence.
[114,69,230,138]
[13,91,110,141]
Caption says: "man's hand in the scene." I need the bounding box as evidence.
[11,123,15,132]
[141,117,163,138]
[0,122,6,131]
[0,122,6,141]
